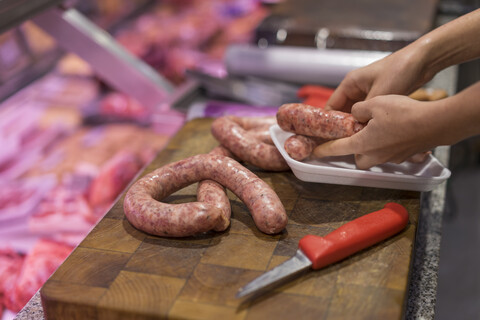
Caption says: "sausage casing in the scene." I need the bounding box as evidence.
[244,126,274,145]
[277,103,364,139]
[284,135,327,161]
[211,116,289,171]
[229,116,277,130]
[124,154,287,237]
[197,145,233,232]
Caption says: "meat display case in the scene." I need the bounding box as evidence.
[0,1,270,318]
[32,6,175,111]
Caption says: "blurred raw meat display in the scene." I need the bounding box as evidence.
[113,0,268,83]
[1,240,72,313]
[0,79,169,317]
[0,0,271,318]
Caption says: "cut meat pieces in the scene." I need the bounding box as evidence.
[3,239,72,312]
[87,151,143,209]
[0,248,25,315]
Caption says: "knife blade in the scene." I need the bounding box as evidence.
[236,202,409,299]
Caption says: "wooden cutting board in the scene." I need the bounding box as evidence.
[40,118,420,320]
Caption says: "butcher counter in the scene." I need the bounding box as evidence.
[1,0,462,317]
[13,59,454,318]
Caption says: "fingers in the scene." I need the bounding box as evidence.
[312,137,357,158]
[407,151,431,163]
[354,154,380,170]
[350,101,373,123]
[314,139,380,170]
[325,87,350,111]
[326,77,368,112]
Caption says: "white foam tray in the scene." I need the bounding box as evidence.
[270,125,451,191]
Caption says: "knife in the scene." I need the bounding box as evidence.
[236,202,409,299]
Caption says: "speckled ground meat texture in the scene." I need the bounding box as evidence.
[244,125,274,145]
[124,154,287,237]
[277,103,365,139]
[284,134,327,161]
[211,116,289,171]
[196,145,234,232]
[230,116,277,130]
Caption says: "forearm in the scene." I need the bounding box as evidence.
[436,81,480,145]
[326,9,480,113]
[410,9,480,81]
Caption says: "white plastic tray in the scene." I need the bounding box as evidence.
[270,125,451,191]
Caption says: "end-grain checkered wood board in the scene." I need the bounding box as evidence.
[40,118,420,320]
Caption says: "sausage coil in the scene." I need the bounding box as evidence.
[124,154,287,237]
[211,116,289,171]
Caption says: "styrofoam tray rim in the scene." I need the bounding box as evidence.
[270,125,451,191]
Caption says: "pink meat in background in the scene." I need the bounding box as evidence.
[2,240,72,312]
[87,151,143,215]
[99,92,149,120]
[0,249,25,316]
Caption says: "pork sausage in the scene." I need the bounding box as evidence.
[277,103,365,139]
[279,104,430,164]
[196,146,233,232]
[284,135,327,161]
[211,116,289,171]
[124,154,287,237]
[244,126,274,145]
[230,116,277,130]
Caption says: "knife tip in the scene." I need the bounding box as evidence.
[235,288,248,299]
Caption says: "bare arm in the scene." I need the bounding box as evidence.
[418,8,480,80]
[326,9,480,112]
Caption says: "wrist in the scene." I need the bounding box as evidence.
[392,40,435,89]
[407,9,480,80]
[435,82,480,145]
[413,37,442,83]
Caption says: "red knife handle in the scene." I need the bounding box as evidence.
[298,202,409,270]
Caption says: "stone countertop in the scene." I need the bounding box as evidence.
[13,292,43,320]
[404,63,457,318]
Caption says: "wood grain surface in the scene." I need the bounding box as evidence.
[40,118,420,320]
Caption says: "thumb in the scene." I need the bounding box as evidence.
[312,137,357,158]
[354,154,380,170]
[351,101,373,123]
[326,87,349,111]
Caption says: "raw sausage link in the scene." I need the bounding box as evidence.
[284,135,327,161]
[279,104,430,164]
[211,116,289,171]
[124,154,288,237]
[196,179,230,231]
[229,116,275,144]
[230,116,277,130]
[409,88,448,101]
[196,146,234,232]
[245,126,274,145]
[277,103,365,139]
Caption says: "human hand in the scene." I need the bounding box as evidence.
[314,95,445,169]
[327,9,480,113]
[325,48,431,113]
